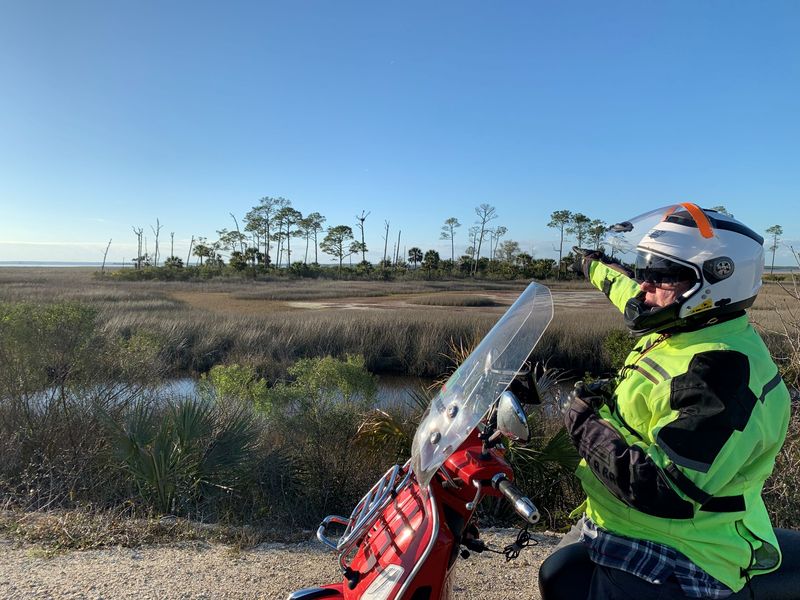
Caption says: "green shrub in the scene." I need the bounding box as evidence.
[603,329,636,371]
[269,354,377,412]
[0,301,98,396]
[202,364,271,412]
[0,300,173,513]
[288,262,322,278]
[262,355,384,522]
[356,386,431,464]
[103,398,260,515]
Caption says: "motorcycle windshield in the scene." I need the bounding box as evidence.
[410,283,553,487]
[601,202,717,264]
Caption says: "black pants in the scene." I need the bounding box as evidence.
[541,528,800,600]
[539,541,690,600]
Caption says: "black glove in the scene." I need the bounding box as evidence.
[569,247,605,278]
[566,380,605,411]
[570,246,634,279]
[563,381,601,437]
[563,379,616,429]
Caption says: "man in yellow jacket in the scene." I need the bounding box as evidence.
[542,204,790,598]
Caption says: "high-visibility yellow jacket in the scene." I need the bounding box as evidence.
[569,261,791,592]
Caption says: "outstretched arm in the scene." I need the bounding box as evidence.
[586,259,641,314]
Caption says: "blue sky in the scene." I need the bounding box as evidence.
[1,1,798,265]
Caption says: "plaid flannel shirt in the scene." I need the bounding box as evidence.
[580,518,734,599]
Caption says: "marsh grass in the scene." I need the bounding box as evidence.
[751,281,800,388]
[0,269,617,377]
[229,279,524,301]
[98,308,497,376]
[538,310,623,377]
[764,400,800,529]
[97,306,623,377]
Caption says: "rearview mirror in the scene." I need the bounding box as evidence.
[496,391,530,443]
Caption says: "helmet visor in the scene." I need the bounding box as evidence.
[602,203,716,265]
[634,252,698,285]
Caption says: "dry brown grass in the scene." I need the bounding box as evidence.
[0,507,301,550]
[0,269,613,377]
[764,400,800,528]
[2,268,791,382]
[750,281,800,387]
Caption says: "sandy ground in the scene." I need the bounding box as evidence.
[0,529,562,600]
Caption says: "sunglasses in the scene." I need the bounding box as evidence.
[634,265,696,284]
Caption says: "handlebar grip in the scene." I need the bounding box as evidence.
[492,474,540,524]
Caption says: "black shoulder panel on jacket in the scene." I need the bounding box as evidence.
[657,350,757,472]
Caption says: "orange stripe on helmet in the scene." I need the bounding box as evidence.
[680,202,715,238]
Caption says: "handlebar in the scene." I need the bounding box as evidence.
[492,473,540,524]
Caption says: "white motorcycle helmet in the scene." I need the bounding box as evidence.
[603,203,764,335]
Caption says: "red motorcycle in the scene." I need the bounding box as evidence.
[288,282,553,600]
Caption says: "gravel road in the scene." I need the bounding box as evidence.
[0,529,562,599]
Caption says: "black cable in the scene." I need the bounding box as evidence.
[463,526,538,562]
[502,525,538,562]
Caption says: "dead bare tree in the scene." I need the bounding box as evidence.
[355,210,370,263]
[395,229,401,266]
[186,235,195,266]
[382,220,390,265]
[131,226,144,269]
[151,219,162,267]
[230,212,246,253]
[101,239,112,275]
[472,203,498,276]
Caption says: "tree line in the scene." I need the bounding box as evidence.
[125,198,552,278]
[123,200,790,279]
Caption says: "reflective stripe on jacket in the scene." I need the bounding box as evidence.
[572,261,791,592]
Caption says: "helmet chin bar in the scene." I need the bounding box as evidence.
[623,290,756,337]
[624,295,684,336]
